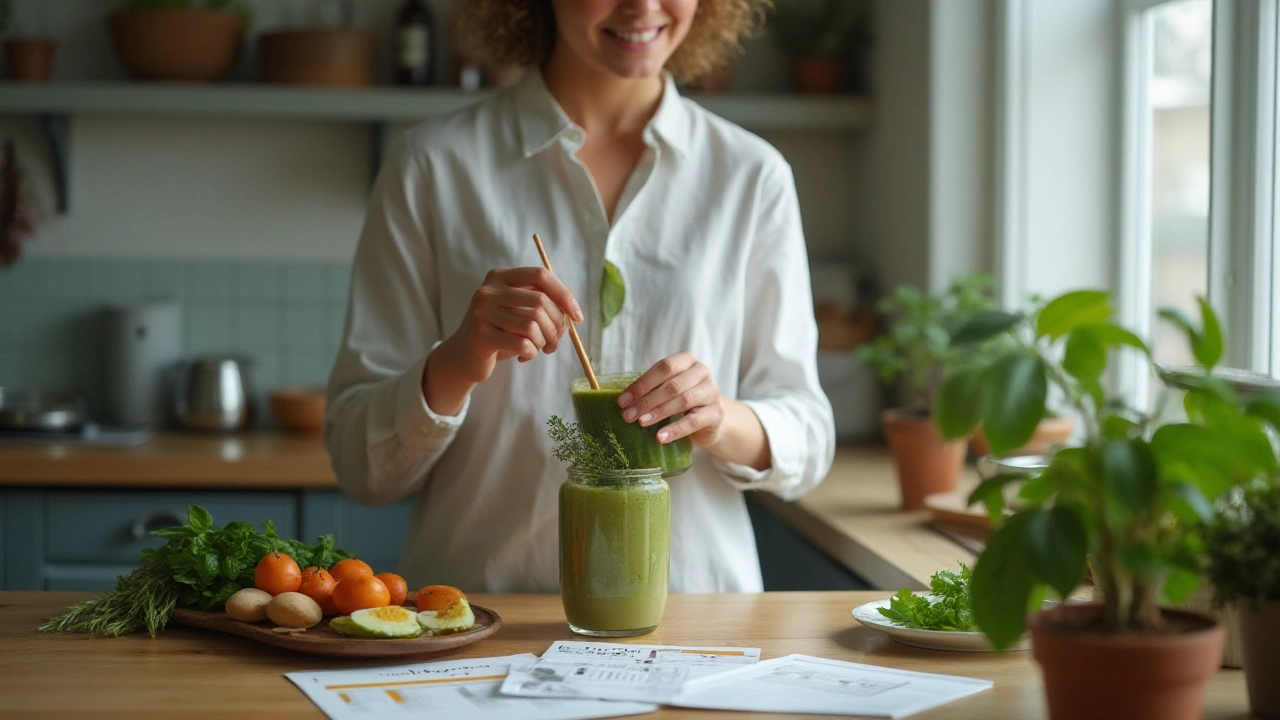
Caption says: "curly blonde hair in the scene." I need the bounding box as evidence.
[457,0,770,85]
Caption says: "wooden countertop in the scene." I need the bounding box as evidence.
[0,591,1248,718]
[756,447,980,591]
[0,432,338,488]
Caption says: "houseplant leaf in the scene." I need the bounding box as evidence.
[971,512,1037,651]
[951,311,1021,346]
[1063,329,1106,384]
[1036,291,1111,340]
[1025,506,1088,601]
[934,366,984,439]
[980,352,1047,454]
[1194,297,1223,369]
[1101,439,1158,516]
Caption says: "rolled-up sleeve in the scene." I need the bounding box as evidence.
[713,158,836,501]
[324,136,466,507]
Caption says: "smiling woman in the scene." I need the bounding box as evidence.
[457,0,768,85]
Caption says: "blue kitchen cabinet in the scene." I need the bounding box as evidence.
[301,491,415,578]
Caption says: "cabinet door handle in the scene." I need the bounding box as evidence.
[131,510,188,539]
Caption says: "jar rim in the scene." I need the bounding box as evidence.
[567,465,665,484]
[570,371,642,392]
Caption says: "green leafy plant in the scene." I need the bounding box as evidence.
[934,290,1277,649]
[547,415,630,472]
[1204,480,1280,608]
[0,0,12,35]
[855,273,1002,414]
[878,564,977,631]
[769,0,872,58]
[40,505,352,637]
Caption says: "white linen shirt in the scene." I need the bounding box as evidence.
[325,69,835,593]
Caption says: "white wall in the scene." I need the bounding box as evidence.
[1,0,863,265]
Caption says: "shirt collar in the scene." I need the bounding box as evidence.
[514,69,691,159]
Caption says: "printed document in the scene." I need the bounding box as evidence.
[286,653,656,720]
[499,641,761,703]
[670,653,993,718]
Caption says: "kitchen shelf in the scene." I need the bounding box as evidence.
[0,82,873,211]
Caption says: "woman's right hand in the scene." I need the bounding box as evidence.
[423,267,584,414]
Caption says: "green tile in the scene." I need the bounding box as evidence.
[99,262,149,303]
[282,306,326,349]
[146,260,188,299]
[280,351,332,389]
[186,304,232,354]
[324,264,351,303]
[283,265,328,301]
[0,257,50,298]
[188,262,233,301]
[52,260,102,301]
[234,264,280,302]
[233,302,279,349]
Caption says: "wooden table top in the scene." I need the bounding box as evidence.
[0,591,1249,719]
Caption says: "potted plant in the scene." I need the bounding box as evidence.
[108,0,249,82]
[1,0,57,83]
[768,0,871,94]
[935,290,1275,719]
[1204,479,1280,718]
[855,273,1000,509]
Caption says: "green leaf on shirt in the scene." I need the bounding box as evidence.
[601,260,626,329]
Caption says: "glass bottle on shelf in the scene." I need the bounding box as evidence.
[393,0,435,86]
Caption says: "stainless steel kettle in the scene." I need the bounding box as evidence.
[172,355,254,431]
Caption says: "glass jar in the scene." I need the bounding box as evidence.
[559,465,671,637]
[570,372,693,477]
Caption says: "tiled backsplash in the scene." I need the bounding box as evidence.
[0,257,350,425]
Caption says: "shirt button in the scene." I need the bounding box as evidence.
[567,129,583,143]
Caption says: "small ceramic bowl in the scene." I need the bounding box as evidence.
[269,387,326,434]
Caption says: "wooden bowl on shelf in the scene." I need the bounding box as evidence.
[258,29,374,87]
[269,388,326,435]
[108,8,245,82]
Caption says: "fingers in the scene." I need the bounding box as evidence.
[620,352,715,426]
[469,269,580,361]
[654,404,722,445]
[490,267,584,324]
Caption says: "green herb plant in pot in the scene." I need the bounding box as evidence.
[1205,479,1280,718]
[935,290,1275,720]
[855,273,1001,510]
[768,0,872,94]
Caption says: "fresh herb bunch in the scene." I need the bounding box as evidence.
[878,565,977,632]
[1204,480,1280,608]
[39,505,352,637]
[547,415,630,471]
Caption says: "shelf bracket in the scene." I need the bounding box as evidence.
[369,121,387,190]
[38,113,72,214]
[37,113,71,214]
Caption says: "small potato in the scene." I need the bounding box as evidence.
[266,591,323,629]
[225,588,273,622]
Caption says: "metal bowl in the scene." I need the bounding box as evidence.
[0,388,87,432]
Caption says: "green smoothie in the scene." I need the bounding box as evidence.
[559,469,670,635]
[571,373,693,476]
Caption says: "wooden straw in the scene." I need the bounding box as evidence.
[532,233,599,390]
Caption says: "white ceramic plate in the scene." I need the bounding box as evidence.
[852,597,1030,652]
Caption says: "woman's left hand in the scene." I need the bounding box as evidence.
[619,352,725,447]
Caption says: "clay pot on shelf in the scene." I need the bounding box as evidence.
[108,8,245,82]
[269,387,326,435]
[1029,603,1225,720]
[881,409,967,510]
[790,56,845,94]
[3,37,56,83]
[258,29,374,87]
[970,415,1074,458]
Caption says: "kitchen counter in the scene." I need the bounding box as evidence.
[0,438,971,590]
[1,591,1249,718]
[0,431,338,488]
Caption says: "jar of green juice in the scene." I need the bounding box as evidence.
[571,372,693,477]
[559,465,671,636]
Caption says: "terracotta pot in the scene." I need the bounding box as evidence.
[1239,600,1280,718]
[258,29,375,87]
[881,409,967,510]
[3,37,56,83]
[790,56,845,94]
[1029,603,1225,720]
[970,415,1075,458]
[108,9,245,82]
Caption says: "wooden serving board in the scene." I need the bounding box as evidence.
[170,605,501,658]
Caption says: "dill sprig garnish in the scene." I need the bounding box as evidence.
[547,415,630,471]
